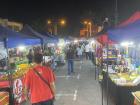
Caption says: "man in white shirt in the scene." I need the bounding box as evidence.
[77,46,83,63]
[85,44,90,60]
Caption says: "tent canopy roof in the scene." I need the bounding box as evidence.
[95,11,140,44]
[21,24,46,39]
[108,20,140,42]
[118,11,140,27]
[0,25,36,41]
[0,25,41,48]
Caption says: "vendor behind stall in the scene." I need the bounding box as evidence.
[0,49,7,70]
[27,49,33,64]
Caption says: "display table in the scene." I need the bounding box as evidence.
[0,64,29,105]
[103,57,117,65]
[0,79,25,105]
[0,85,13,105]
[0,91,9,105]
[109,73,139,86]
[103,57,117,61]
[102,71,140,105]
[0,81,10,88]
[132,91,140,105]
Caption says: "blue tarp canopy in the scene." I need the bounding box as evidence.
[21,25,46,40]
[7,38,41,48]
[108,20,140,42]
[21,25,48,46]
[41,32,59,44]
[42,32,59,39]
[0,25,41,48]
[0,25,36,40]
[21,25,59,44]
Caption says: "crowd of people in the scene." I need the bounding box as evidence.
[65,41,95,75]
[23,41,96,104]
[0,41,96,105]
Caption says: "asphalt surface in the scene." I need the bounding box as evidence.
[54,59,115,105]
[22,59,115,105]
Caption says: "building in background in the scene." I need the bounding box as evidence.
[80,28,87,37]
[0,18,23,32]
[80,25,101,37]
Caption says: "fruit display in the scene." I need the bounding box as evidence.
[15,60,28,66]
[0,63,32,81]
[109,74,119,80]
[0,92,9,105]
[113,65,129,73]
[117,73,132,81]
[109,72,140,86]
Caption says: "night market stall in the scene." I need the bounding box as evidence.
[21,25,65,68]
[98,19,140,105]
[42,32,67,66]
[0,25,41,105]
[118,11,140,27]
[95,33,116,65]
[94,11,140,105]
[106,19,140,105]
[21,25,57,68]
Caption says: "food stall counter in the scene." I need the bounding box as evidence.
[132,91,140,105]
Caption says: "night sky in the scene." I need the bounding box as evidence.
[1,0,140,35]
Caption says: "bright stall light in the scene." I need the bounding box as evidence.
[120,42,134,47]
[120,42,129,46]
[57,43,61,47]
[47,43,55,47]
[58,39,65,47]
[58,42,64,47]
[129,42,134,45]
[66,41,70,44]
[18,45,25,51]
[74,39,78,43]
[91,40,95,44]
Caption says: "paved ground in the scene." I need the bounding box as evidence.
[22,59,115,105]
[54,59,115,105]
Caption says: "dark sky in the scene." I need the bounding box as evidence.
[0,0,140,35]
[1,0,139,23]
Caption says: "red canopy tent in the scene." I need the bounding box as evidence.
[97,11,140,45]
[97,33,116,45]
[118,11,140,27]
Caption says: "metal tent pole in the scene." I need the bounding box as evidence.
[106,43,109,105]
[4,38,14,105]
[41,39,45,65]
[115,0,118,25]
[101,45,104,105]
[95,44,97,80]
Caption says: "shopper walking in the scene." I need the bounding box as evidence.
[24,53,56,105]
[85,44,90,60]
[27,49,33,64]
[77,46,83,63]
[66,45,75,75]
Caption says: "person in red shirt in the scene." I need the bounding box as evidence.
[24,53,56,105]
